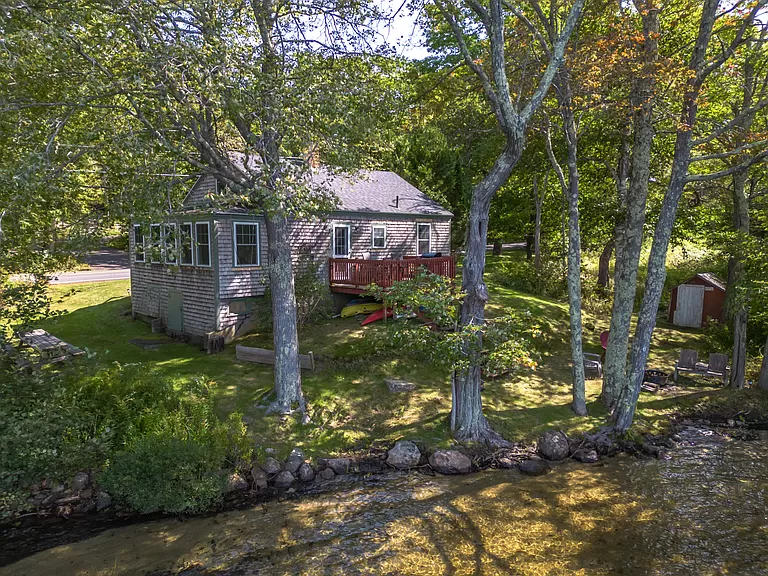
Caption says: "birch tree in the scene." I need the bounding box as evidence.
[431,0,585,445]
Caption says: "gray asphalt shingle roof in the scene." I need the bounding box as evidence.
[312,169,452,217]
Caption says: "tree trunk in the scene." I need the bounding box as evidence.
[597,239,614,292]
[560,72,587,416]
[533,173,545,290]
[451,148,521,446]
[730,308,748,388]
[492,240,503,256]
[441,0,585,446]
[729,168,750,388]
[602,4,659,409]
[533,174,547,278]
[545,75,587,416]
[758,335,768,390]
[611,0,719,433]
[264,210,306,415]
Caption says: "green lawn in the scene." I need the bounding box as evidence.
[39,273,733,460]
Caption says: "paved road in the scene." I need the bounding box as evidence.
[50,249,130,284]
[50,268,130,284]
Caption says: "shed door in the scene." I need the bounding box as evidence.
[167,290,184,332]
[674,285,705,328]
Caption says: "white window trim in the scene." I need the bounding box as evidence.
[195,221,212,268]
[371,223,387,249]
[233,221,261,267]
[133,224,145,263]
[164,222,178,265]
[149,224,162,263]
[179,222,195,266]
[333,223,352,258]
[417,222,432,255]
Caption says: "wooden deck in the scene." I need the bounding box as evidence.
[328,256,456,294]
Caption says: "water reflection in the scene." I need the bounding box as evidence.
[3,428,767,575]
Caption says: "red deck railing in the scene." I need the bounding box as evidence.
[328,256,456,293]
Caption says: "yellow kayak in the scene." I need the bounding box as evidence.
[341,302,383,318]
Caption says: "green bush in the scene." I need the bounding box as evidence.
[0,363,251,517]
[253,260,333,331]
[99,437,226,514]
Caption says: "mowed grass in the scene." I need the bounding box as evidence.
[40,272,732,461]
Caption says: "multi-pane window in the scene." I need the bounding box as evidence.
[234,222,260,266]
[164,223,178,265]
[371,224,386,249]
[333,225,350,257]
[149,224,162,262]
[133,224,145,262]
[417,223,431,255]
[195,222,211,267]
[179,222,194,265]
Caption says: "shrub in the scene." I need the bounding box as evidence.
[99,436,226,514]
[251,260,333,331]
[364,270,541,376]
[0,363,250,517]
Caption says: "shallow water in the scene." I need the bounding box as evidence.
[3,428,768,575]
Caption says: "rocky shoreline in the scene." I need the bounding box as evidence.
[1,412,764,566]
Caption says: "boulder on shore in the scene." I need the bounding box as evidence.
[538,430,570,461]
[284,455,304,474]
[428,450,472,475]
[226,472,249,493]
[273,470,295,488]
[318,468,336,481]
[72,471,90,492]
[262,457,282,476]
[387,441,421,469]
[319,458,352,475]
[519,459,551,476]
[573,449,599,464]
[251,465,268,491]
[297,462,315,482]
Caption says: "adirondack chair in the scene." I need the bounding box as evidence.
[706,353,730,383]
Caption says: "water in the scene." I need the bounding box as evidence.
[3,428,768,575]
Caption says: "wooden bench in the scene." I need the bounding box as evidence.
[236,345,315,370]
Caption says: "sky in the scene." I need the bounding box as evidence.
[376,0,431,60]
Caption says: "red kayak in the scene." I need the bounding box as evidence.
[361,308,393,326]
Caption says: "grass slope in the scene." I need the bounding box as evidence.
[40,273,732,460]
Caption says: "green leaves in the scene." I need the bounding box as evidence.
[364,269,540,375]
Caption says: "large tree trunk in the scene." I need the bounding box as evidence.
[441,0,585,446]
[602,4,659,409]
[758,335,768,390]
[452,152,520,447]
[264,210,306,415]
[611,0,720,433]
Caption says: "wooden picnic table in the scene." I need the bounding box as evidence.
[17,329,84,365]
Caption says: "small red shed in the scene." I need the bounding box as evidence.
[668,273,726,328]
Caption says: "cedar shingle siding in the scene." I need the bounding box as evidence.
[129,224,217,337]
[130,171,452,343]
